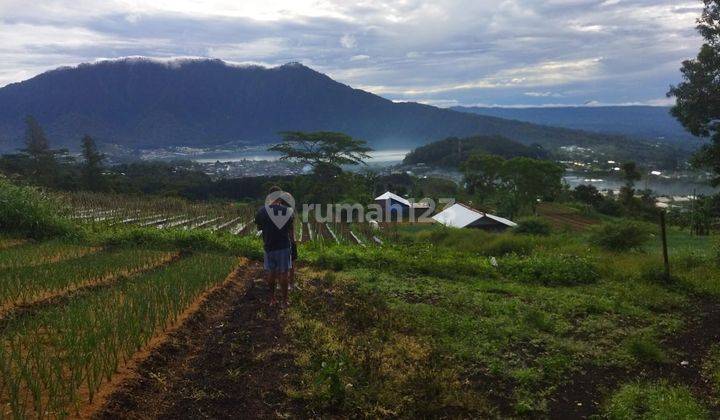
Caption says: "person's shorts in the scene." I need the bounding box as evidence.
[264,248,292,273]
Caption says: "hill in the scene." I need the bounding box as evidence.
[450,105,702,150]
[403,135,548,167]
[0,58,682,163]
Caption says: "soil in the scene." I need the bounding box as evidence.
[548,296,720,419]
[94,262,299,419]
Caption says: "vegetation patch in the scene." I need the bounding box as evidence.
[499,254,600,286]
[514,217,552,236]
[0,180,76,239]
[604,381,709,419]
[590,221,653,252]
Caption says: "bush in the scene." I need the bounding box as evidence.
[0,179,76,239]
[594,198,623,217]
[479,235,533,256]
[589,221,652,252]
[514,217,551,236]
[499,254,599,286]
[605,381,708,419]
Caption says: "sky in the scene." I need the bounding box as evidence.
[0,0,704,108]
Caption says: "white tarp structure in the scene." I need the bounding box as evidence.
[432,203,517,229]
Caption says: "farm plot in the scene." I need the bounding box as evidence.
[56,191,256,234]
[0,239,26,252]
[0,252,240,418]
[0,247,176,316]
[0,241,99,269]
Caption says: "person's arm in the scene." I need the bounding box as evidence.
[254,208,264,230]
[288,211,296,243]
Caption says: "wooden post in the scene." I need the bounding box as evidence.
[660,210,670,281]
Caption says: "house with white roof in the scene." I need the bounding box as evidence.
[432,203,517,231]
[375,191,411,221]
[374,191,430,221]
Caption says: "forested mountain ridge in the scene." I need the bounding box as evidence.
[0,58,681,163]
[451,105,700,150]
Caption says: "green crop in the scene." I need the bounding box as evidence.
[0,247,174,313]
[0,252,238,418]
[0,241,98,270]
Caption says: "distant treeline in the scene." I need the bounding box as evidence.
[403,135,548,167]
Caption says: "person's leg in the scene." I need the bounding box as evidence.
[268,270,278,305]
[278,270,289,305]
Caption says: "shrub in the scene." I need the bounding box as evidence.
[594,198,623,217]
[514,217,551,236]
[605,381,708,419]
[589,221,652,252]
[0,179,76,239]
[499,254,599,286]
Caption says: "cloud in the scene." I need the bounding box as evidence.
[0,0,704,107]
[340,34,357,49]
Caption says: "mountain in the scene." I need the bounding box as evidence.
[0,58,684,164]
[450,105,701,150]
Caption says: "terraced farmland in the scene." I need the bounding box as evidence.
[55,191,394,247]
[0,237,246,418]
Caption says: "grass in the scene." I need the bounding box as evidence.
[605,381,709,419]
[286,223,719,416]
[0,252,239,418]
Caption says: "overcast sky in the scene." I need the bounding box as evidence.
[0,0,704,107]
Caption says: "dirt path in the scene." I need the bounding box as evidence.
[549,297,720,418]
[94,262,298,419]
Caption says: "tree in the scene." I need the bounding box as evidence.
[619,161,642,205]
[269,131,372,175]
[20,116,59,185]
[573,184,603,205]
[668,0,720,185]
[461,153,504,199]
[501,157,564,214]
[620,162,642,188]
[80,135,106,191]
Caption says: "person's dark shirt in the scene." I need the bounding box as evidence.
[255,204,294,252]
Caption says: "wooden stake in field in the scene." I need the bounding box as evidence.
[659,210,670,281]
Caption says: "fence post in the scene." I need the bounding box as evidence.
[660,210,670,281]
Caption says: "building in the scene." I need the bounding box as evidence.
[432,203,517,231]
[375,191,410,221]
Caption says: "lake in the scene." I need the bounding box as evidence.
[193,149,410,164]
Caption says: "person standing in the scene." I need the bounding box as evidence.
[255,186,294,306]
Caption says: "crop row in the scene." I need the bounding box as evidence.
[0,241,99,270]
[0,248,175,313]
[0,252,239,418]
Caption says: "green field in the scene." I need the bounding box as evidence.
[287,224,719,417]
[1,182,719,418]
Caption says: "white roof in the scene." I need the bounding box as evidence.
[432,203,517,228]
[375,191,411,207]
